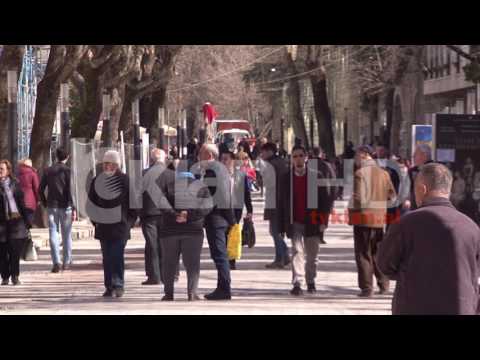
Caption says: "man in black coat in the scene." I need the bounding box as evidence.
[87,150,137,298]
[139,148,167,285]
[260,142,290,268]
[378,163,480,315]
[192,143,236,300]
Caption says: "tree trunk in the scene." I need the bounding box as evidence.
[310,76,336,159]
[71,68,103,139]
[284,80,309,149]
[384,88,395,147]
[119,87,134,143]
[0,45,25,160]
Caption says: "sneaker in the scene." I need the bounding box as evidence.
[265,261,284,269]
[51,264,61,273]
[204,289,231,301]
[102,289,113,297]
[114,288,124,298]
[307,283,316,294]
[290,285,303,296]
[283,257,291,267]
[357,290,373,298]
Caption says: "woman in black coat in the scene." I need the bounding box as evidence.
[0,159,31,286]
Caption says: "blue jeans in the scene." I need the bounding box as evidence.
[205,220,231,293]
[100,239,127,290]
[47,207,73,266]
[269,217,288,262]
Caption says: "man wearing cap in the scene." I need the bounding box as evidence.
[87,150,138,298]
[348,145,396,298]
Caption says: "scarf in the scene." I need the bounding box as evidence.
[0,178,20,220]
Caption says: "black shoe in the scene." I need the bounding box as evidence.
[265,261,284,269]
[283,257,291,266]
[1,278,9,286]
[11,277,21,286]
[114,288,124,298]
[290,285,303,296]
[307,283,316,293]
[357,290,373,298]
[188,294,200,301]
[102,289,113,297]
[161,295,174,301]
[319,238,327,244]
[377,287,390,295]
[142,278,160,285]
[204,290,231,301]
[229,260,236,270]
[51,264,61,273]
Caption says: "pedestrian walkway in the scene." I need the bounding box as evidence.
[0,193,393,314]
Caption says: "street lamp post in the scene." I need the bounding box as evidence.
[60,83,70,153]
[132,99,141,161]
[7,71,18,169]
[176,110,181,158]
[181,109,187,159]
[158,107,166,151]
[102,94,112,148]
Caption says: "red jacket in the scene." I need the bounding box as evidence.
[16,164,40,211]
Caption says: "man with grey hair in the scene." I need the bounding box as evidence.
[404,144,433,211]
[378,163,480,315]
[193,143,235,300]
[139,148,168,285]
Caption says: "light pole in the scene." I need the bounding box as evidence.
[60,83,70,153]
[132,99,141,161]
[158,107,165,151]
[181,109,187,159]
[7,71,18,169]
[102,94,112,148]
[176,110,181,158]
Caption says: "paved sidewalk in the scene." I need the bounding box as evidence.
[0,195,393,315]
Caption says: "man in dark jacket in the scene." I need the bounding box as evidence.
[39,148,76,273]
[157,167,213,301]
[260,142,290,268]
[311,147,338,244]
[86,150,137,298]
[279,146,335,295]
[378,163,480,315]
[192,143,236,300]
[139,148,167,285]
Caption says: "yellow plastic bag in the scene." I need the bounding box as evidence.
[227,224,242,260]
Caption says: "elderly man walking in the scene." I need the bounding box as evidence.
[87,150,138,298]
[140,148,167,285]
[378,163,480,315]
[348,145,396,298]
[193,143,236,300]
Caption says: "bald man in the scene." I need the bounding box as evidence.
[140,148,168,285]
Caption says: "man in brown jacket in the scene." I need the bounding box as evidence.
[348,145,396,297]
[378,163,480,315]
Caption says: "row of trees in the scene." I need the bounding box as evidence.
[0,45,182,171]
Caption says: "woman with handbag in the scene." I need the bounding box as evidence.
[0,160,31,286]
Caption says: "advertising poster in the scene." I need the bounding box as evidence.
[433,114,480,225]
[411,125,433,163]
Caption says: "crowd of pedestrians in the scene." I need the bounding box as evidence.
[1,134,479,315]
